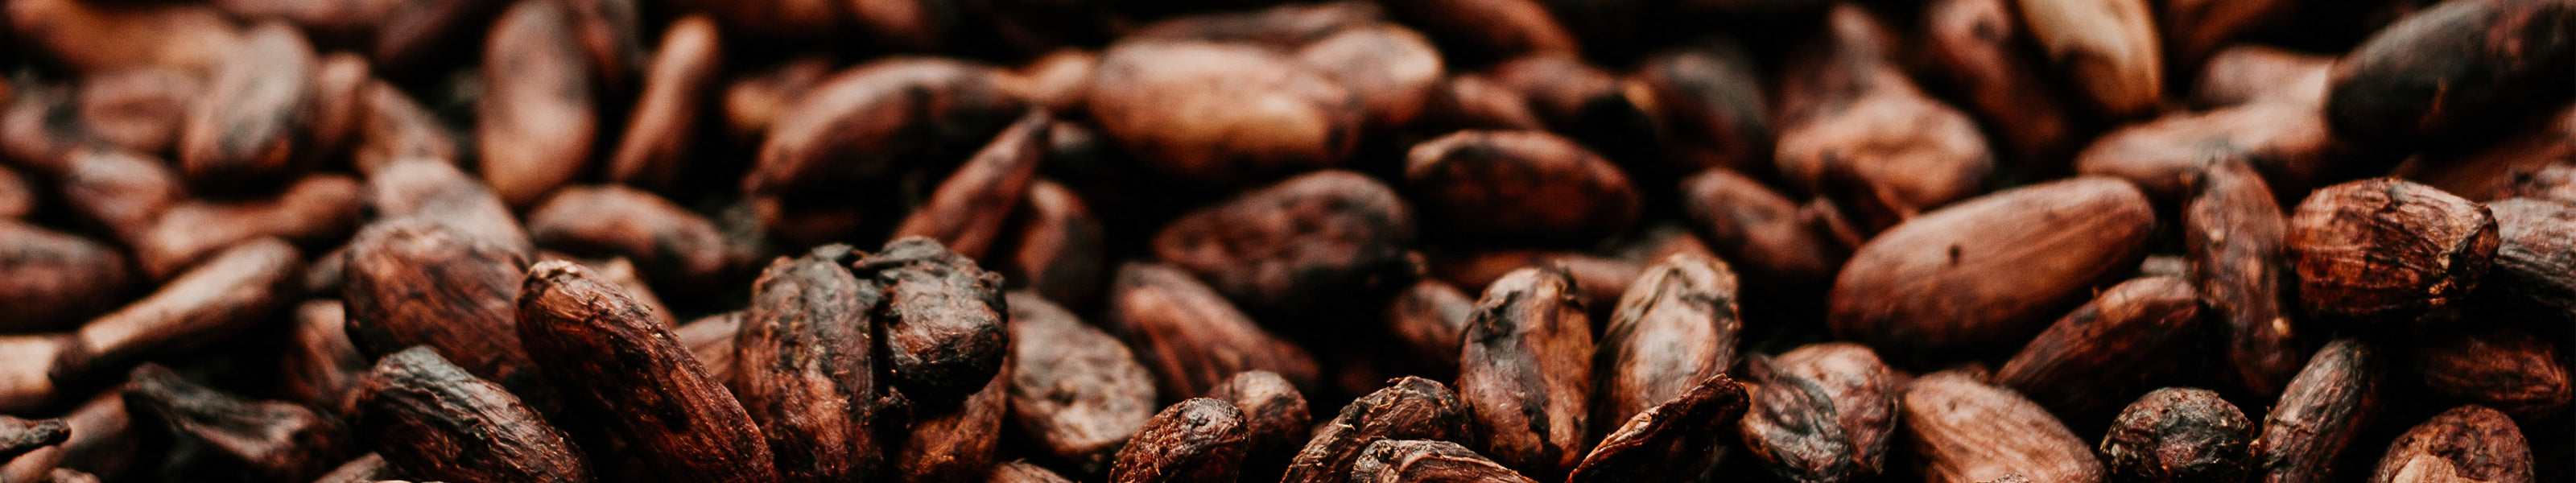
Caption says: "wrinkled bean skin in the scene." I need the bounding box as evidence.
[2099,387,2256,483]
[1007,292,1156,473]
[1455,266,1594,481]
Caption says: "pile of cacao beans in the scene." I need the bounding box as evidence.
[0,0,2568,481]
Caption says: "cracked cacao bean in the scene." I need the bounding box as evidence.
[856,237,1010,404]
[0,415,67,462]
[1740,342,1898,482]
[2099,387,2256,483]
[2369,405,2533,483]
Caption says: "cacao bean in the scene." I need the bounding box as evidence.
[2325,0,2576,145]
[2412,327,2571,421]
[1828,177,2153,361]
[1108,262,1321,398]
[892,109,1051,259]
[2368,405,2533,483]
[477,0,595,208]
[2186,159,2306,396]
[1405,130,1638,244]
[1455,266,1593,481]
[1085,39,1359,186]
[515,261,777,483]
[1006,291,1154,473]
[1282,376,1472,483]
[1591,253,1740,431]
[1901,369,2106,483]
[1566,374,1748,482]
[1740,342,1899,482]
[1349,439,1538,483]
[355,346,590,483]
[2286,178,2499,327]
[2256,338,2382,483]
[2099,387,2256,483]
[729,245,890,483]
[1108,398,1250,483]
[854,237,1011,404]
[603,14,720,191]
[1153,169,1413,313]
[1995,276,2204,419]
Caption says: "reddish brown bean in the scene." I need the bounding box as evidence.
[477,0,597,207]
[605,14,720,191]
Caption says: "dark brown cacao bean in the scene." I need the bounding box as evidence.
[2099,387,2256,483]
[1455,266,1594,481]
